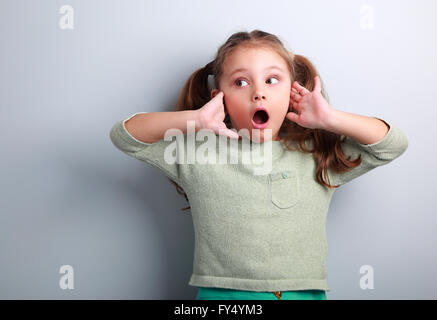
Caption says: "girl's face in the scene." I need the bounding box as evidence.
[211,46,292,142]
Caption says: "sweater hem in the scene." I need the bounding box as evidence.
[189,274,330,292]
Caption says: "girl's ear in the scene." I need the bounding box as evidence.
[211,89,219,99]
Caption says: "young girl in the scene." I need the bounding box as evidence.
[109,30,408,300]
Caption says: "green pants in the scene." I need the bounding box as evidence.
[196,287,327,300]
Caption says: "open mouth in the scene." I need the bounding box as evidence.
[252,108,270,129]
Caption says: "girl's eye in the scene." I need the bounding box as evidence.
[234,77,279,87]
[235,79,248,87]
[267,77,279,84]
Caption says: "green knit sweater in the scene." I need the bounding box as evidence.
[109,112,408,292]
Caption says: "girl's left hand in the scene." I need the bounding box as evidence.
[286,76,334,130]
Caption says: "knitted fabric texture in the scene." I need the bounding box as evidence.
[109,112,408,292]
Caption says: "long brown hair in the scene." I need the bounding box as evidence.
[169,29,361,211]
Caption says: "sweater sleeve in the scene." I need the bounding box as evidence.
[109,112,189,187]
[326,118,408,187]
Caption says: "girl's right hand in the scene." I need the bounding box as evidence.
[195,91,240,139]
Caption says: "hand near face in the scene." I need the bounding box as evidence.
[196,91,240,139]
[286,76,334,130]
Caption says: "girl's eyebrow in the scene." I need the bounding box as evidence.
[229,65,284,77]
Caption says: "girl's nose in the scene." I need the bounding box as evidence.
[253,93,266,101]
[252,82,266,101]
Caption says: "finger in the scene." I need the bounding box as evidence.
[314,76,321,93]
[292,81,309,95]
[286,111,299,123]
[213,122,239,139]
[291,90,302,101]
[219,127,240,139]
[292,102,302,114]
[212,91,223,101]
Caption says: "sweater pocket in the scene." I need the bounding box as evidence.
[269,169,300,209]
